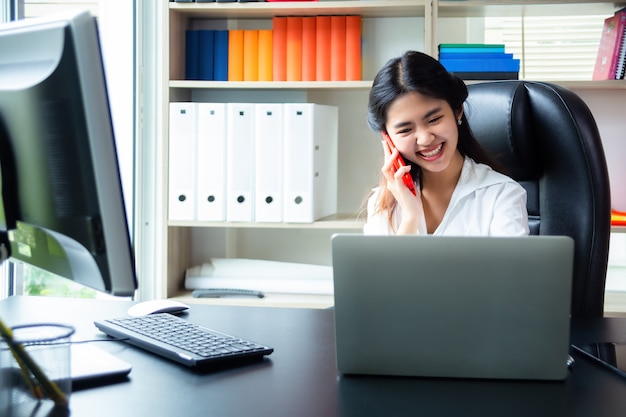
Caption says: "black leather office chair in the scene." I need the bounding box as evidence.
[464,80,612,318]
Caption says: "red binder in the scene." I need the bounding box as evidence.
[273,16,288,81]
[286,16,303,81]
[315,16,331,81]
[345,16,362,81]
[330,16,346,81]
[593,10,626,80]
[302,16,317,81]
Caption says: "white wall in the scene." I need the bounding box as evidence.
[574,89,626,212]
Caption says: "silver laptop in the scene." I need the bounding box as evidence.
[331,234,574,381]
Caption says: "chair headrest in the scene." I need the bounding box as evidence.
[465,81,540,180]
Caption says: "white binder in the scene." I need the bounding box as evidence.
[196,103,227,221]
[226,103,255,222]
[283,103,338,223]
[168,102,197,221]
[254,103,284,222]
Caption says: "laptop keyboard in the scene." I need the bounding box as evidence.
[94,313,273,367]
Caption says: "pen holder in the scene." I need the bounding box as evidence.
[0,323,75,417]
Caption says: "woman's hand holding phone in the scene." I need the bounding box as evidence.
[381,133,424,234]
[383,133,417,196]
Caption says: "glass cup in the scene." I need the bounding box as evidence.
[0,323,75,417]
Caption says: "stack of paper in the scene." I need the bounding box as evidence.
[184,258,333,295]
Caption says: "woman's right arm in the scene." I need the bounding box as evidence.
[363,189,391,235]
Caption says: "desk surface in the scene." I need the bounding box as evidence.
[2,295,626,417]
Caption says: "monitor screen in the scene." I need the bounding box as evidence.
[0,10,137,296]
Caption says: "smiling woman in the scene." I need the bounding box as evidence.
[363,51,529,237]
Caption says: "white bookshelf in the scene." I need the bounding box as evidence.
[157,0,626,301]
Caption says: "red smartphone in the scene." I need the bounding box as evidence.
[383,133,417,196]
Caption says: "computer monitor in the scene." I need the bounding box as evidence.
[0,10,137,296]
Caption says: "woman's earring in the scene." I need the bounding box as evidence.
[457,119,462,126]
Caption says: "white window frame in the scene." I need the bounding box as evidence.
[133,0,163,301]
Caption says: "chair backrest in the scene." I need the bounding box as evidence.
[465,80,612,318]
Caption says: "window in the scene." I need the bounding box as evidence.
[22,0,98,18]
[485,15,607,81]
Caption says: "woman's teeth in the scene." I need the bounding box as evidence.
[419,143,443,158]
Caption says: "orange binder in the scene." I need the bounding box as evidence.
[258,29,273,81]
[273,17,288,81]
[243,29,259,81]
[243,30,259,81]
[286,16,303,81]
[345,15,362,81]
[228,29,244,81]
[315,16,331,81]
[330,15,346,81]
[302,16,317,81]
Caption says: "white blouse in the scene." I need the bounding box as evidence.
[363,157,530,236]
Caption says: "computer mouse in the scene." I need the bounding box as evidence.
[127,299,190,317]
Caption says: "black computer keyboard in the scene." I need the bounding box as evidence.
[94,313,273,367]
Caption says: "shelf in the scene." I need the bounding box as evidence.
[437,0,620,18]
[171,79,626,91]
[465,80,626,90]
[168,214,364,230]
[556,80,626,90]
[171,292,334,309]
[169,0,426,19]
[168,220,625,233]
[169,80,374,90]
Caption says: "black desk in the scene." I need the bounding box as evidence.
[2,295,626,417]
